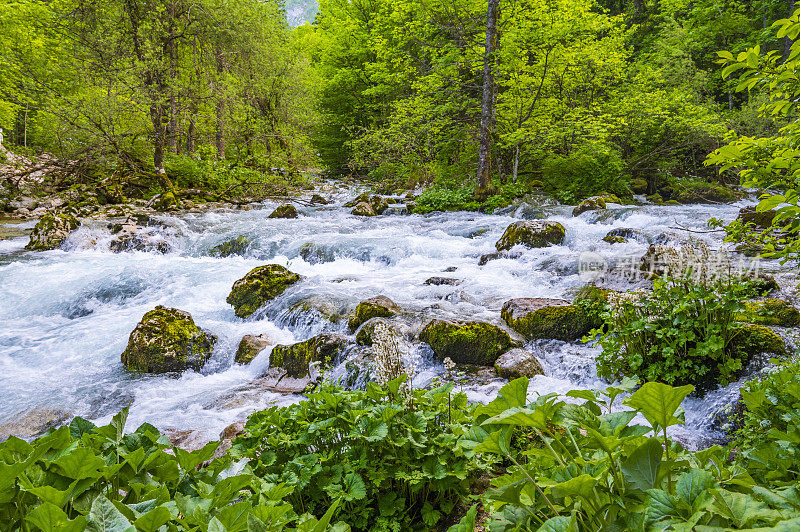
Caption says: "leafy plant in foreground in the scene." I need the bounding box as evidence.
[0,408,342,531]
[233,377,489,531]
[457,378,800,531]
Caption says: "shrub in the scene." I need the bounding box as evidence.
[233,377,488,531]
[541,143,630,203]
[733,360,800,484]
[458,378,800,531]
[592,277,756,392]
[0,408,341,530]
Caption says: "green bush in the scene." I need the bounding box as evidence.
[541,143,630,203]
[0,408,341,531]
[233,377,488,531]
[733,360,800,484]
[412,183,479,213]
[457,377,800,531]
[592,277,756,392]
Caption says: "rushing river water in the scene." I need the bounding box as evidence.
[0,187,796,448]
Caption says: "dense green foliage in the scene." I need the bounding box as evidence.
[708,12,800,265]
[233,377,486,531]
[593,277,757,391]
[0,408,343,531]
[458,377,800,530]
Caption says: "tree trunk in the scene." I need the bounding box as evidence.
[476,0,499,192]
[215,99,226,160]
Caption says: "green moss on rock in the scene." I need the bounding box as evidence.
[731,324,787,360]
[573,196,606,217]
[270,333,348,377]
[348,296,400,331]
[741,299,800,327]
[209,236,252,257]
[419,319,521,366]
[227,264,301,318]
[495,221,566,251]
[155,191,178,211]
[235,334,272,364]
[121,306,216,373]
[25,212,80,251]
[268,204,299,218]
[501,298,594,341]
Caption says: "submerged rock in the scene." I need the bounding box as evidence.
[603,227,650,245]
[227,264,301,318]
[351,201,377,216]
[737,206,778,229]
[479,250,523,265]
[348,295,401,331]
[419,319,521,366]
[25,212,79,251]
[495,221,566,251]
[235,334,272,364]
[355,317,399,346]
[424,276,460,286]
[270,333,348,378]
[108,218,171,253]
[209,236,252,257]
[121,306,216,373]
[299,242,336,264]
[268,204,298,218]
[494,348,544,379]
[501,298,594,341]
[0,409,71,441]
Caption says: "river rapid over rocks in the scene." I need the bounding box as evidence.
[0,186,797,449]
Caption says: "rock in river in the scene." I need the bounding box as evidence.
[25,212,79,251]
[495,220,565,251]
[235,334,272,364]
[494,348,544,379]
[121,306,216,373]
[348,295,401,331]
[268,204,299,218]
[227,264,301,318]
[419,319,521,366]
[270,333,348,378]
[501,298,595,341]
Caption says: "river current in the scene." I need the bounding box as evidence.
[0,187,796,448]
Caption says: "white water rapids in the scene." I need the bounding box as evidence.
[0,187,796,448]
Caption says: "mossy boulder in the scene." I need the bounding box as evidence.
[738,206,778,229]
[270,333,348,378]
[494,348,544,379]
[209,236,252,257]
[25,212,80,251]
[501,298,594,341]
[603,235,627,244]
[351,202,377,216]
[741,299,800,327]
[268,204,298,218]
[731,324,787,360]
[348,295,401,331]
[495,221,566,251]
[121,306,216,373]
[235,334,272,364]
[673,182,742,204]
[573,196,606,217]
[310,194,328,205]
[154,191,178,211]
[355,317,401,346]
[631,179,648,194]
[419,319,521,366]
[227,265,301,318]
[603,227,650,245]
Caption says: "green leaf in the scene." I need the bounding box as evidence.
[624,382,694,432]
[474,377,529,419]
[676,469,713,507]
[133,506,171,532]
[622,438,662,492]
[710,489,774,528]
[342,473,366,500]
[26,502,87,532]
[85,495,134,532]
[536,515,578,532]
[550,474,597,500]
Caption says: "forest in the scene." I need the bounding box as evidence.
[1,0,800,530]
